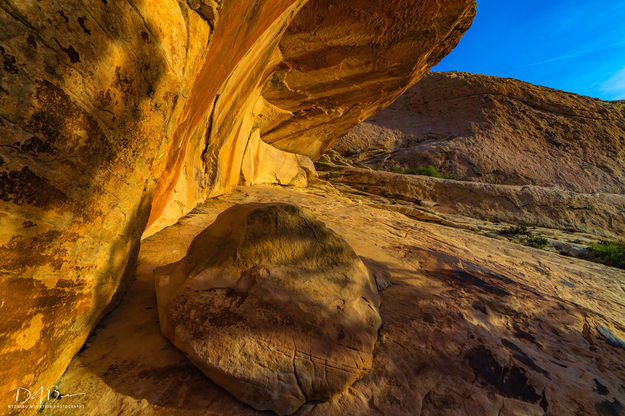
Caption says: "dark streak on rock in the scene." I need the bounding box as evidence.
[0,46,19,73]
[472,300,487,314]
[61,45,80,63]
[20,136,55,154]
[27,33,38,49]
[502,339,550,378]
[22,221,36,228]
[57,10,69,23]
[450,270,511,296]
[597,324,625,350]
[187,0,219,30]
[540,393,549,412]
[25,80,114,169]
[513,323,543,349]
[465,345,541,404]
[0,167,68,208]
[594,379,609,396]
[77,17,91,35]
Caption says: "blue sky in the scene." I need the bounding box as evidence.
[433,0,625,100]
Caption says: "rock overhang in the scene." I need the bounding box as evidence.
[0,1,475,412]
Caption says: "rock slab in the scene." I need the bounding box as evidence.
[155,203,381,415]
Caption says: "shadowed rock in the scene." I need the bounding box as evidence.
[46,185,625,416]
[316,163,625,239]
[155,203,381,415]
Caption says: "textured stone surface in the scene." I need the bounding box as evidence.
[0,0,475,406]
[261,0,477,159]
[240,129,312,187]
[155,203,381,414]
[0,0,212,405]
[43,184,625,416]
[317,163,625,239]
[336,71,625,193]
[147,2,477,234]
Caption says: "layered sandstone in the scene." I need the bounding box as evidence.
[259,1,477,158]
[336,71,625,193]
[317,163,625,239]
[0,0,475,411]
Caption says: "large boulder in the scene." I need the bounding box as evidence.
[155,203,381,415]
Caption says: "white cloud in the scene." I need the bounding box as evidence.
[601,66,625,100]
[523,40,625,68]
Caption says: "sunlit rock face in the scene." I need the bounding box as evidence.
[147,0,477,234]
[260,0,478,158]
[336,71,625,193]
[0,0,475,408]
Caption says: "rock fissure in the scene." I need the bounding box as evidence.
[292,350,309,402]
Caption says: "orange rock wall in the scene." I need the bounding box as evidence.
[0,0,475,410]
[262,0,477,158]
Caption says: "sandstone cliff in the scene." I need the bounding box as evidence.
[335,71,625,194]
[0,0,475,410]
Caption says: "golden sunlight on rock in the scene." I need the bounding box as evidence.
[0,1,475,412]
[44,185,625,416]
[3,0,624,415]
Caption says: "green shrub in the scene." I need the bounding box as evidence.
[525,233,549,249]
[317,154,331,164]
[325,171,341,179]
[503,222,529,236]
[589,241,625,269]
[391,165,444,178]
[403,166,444,178]
[385,164,463,180]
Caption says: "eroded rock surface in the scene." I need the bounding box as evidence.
[43,184,625,416]
[336,71,625,193]
[155,203,381,415]
[317,163,625,239]
[260,1,477,158]
[0,0,475,403]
